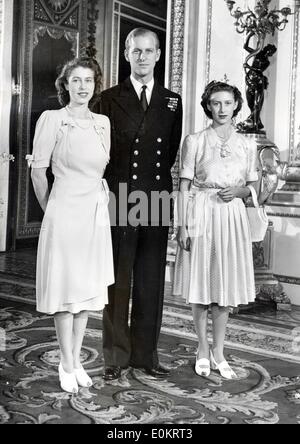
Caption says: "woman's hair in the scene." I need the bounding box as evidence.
[55,57,102,107]
[201,81,243,119]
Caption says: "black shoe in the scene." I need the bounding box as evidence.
[143,365,170,378]
[103,366,121,381]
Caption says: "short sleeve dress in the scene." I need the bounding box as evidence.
[27,108,114,314]
[173,126,258,308]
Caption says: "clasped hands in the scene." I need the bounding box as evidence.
[217,186,246,202]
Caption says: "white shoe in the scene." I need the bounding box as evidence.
[195,357,210,377]
[210,351,237,380]
[58,363,78,394]
[74,365,93,388]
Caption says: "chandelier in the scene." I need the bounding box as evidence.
[224,0,300,134]
[224,0,299,36]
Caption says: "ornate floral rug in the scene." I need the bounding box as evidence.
[0,298,300,424]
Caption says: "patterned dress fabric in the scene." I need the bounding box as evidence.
[28,108,114,314]
[173,126,258,307]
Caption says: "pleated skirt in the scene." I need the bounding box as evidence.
[173,189,256,307]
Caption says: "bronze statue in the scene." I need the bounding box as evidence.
[238,32,277,134]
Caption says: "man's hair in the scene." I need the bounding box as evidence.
[125,28,160,50]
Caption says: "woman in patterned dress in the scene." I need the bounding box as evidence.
[174,81,258,379]
[28,58,114,393]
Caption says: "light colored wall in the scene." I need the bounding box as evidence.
[209,0,246,114]
[182,0,296,137]
[0,0,13,252]
[267,0,300,306]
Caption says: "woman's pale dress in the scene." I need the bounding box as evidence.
[28,107,114,314]
[173,126,258,307]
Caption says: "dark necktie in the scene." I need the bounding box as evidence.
[140,85,148,112]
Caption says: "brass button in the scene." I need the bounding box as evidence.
[132,175,138,180]
[157,150,161,155]
[134,150,139,156]
[156,163,161,168]
[135,138,140,143]
[157,138,162,143]
[156,175,161,181]
[133,163,138,168]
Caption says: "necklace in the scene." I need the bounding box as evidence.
[214,128,232,143]
[66,106,93,129]
[213,127,232,158]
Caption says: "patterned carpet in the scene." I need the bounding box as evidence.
[0,298,300,424]
[0,249,300,424]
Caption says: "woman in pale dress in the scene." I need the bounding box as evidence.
[27,57,114,393]
[173,81,258,379]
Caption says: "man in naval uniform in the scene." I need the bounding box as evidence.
[98,28,183,380]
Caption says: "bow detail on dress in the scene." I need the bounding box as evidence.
[25,154,35,167]
[61,117,76,128]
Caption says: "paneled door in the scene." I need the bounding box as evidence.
[10,0,92,246]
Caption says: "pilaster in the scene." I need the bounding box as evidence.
[0,0,14,252]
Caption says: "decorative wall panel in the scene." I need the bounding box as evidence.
[289,10,300,165]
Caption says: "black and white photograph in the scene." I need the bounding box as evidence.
[0,0,300,427]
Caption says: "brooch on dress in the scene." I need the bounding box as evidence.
[61,118,76,128]
[94,125,105,136]
[218,143,231,158]
[25,154,34,167]
[166,97,178,112]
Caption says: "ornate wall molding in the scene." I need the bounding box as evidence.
[33,25,78,51]
[0,0,5,247]
[86,0,99,58]
[167,0,185,194]
[276,274,300,286]
[167,0,184,96]
[289,9,300,164]
[205,0,213,86]
[111,1,121,86]
[34,0,81,29]
[267,211,300,218]
[0,0,13,251]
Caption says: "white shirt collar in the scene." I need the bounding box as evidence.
[130,75,154,102]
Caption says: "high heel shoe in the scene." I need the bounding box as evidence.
[195,358,210,377]
[195,349,210,377]
[58,363,78,394]
[74,365,93,388]
[209,350,237,380]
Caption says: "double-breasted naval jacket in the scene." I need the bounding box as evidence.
[98,77,183,225]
